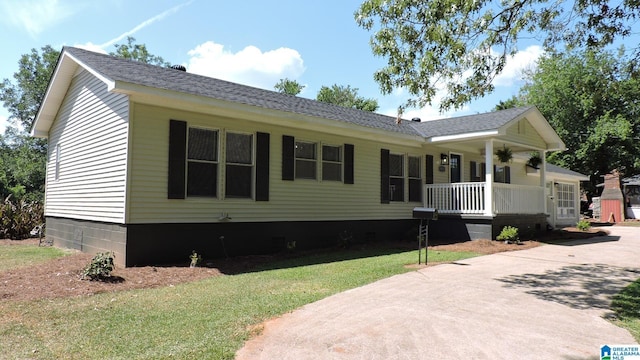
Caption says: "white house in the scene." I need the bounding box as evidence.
[32,47,584,266]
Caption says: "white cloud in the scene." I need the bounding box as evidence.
[380,76,470,122]
[379,45,544,121]
[73,42,108,54]
[98,0,192,49]
[0,0,78,37]
[493,45,544,87]
[71,1,191,53]
[186,41,306,90]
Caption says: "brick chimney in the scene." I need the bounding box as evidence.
[600,170,624,222]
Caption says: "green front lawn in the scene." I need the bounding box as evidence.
[611,277,640,342]
[0,243,69,272]
[0,244,478,359]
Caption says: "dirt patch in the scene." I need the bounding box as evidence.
[0,227,607,303]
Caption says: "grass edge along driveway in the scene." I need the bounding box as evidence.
[0,245,477,360]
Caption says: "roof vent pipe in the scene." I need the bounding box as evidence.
[170,64,186,71]
[411,117,421,122]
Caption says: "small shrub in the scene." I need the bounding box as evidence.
[189,250,202,268]
[82,252,115,281]
[576,219,591,232]
[497,226,520,244]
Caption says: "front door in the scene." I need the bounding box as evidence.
[450,154,462,183]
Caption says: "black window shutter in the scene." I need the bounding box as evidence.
[282,135,294,180]
[381,149,390,204]
[255,132,270,201]
[505,166,511,184]
[481,162,486,181]
[168,119,187,199]
[425,154,434,184]
[470,161,477,182]
[344,144,354,184]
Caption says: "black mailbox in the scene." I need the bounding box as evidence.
[412,207,438,220]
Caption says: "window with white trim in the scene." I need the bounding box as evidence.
[295,141,317,179]
[322,144,342,181]
[389,153,404,201]
[225,132,253,198]
[556,183,576,218]
[187,127,218,197]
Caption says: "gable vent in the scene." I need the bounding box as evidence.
[170,64,186,71]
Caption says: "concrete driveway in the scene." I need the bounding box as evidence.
[236,226,640,360]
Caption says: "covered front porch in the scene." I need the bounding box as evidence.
[411,106,567,240]
[423,182,545,216]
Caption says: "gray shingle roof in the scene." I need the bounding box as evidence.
[410,106,535,137]
[547,163,588,179]
[64,47,422,137]
[64,47,542,141]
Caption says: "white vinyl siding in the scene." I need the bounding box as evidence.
[127,103,428,224]
[45,69,129,223]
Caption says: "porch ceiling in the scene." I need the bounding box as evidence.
[436,137,545,155]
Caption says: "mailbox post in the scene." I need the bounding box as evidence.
[412,207,438,264]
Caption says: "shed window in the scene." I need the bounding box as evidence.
[187,128,218,197]
[295,141,317,179]
[322,145,342,181]
[389,154,404,202]
[225,132,253,198]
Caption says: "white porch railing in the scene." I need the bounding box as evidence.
[423,183,485,214]
[424,182,544,215]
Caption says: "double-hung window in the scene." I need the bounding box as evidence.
[389,154,404,202]
[225,132,253,198]
[295,141,317,179]
[187,127,218,197]
[408,155,421,202]
[322,145,342,181]
[556,183,576,218]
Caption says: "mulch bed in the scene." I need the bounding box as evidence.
[0,226,609,303]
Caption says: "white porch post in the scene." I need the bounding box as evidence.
[540,150,547,213]
[484,140,494,216]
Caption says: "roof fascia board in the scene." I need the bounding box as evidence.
[117,82,426,148]
[31,50,117,138]
[64,52,116,90]
[430,130,500,143]
[518,107,566,151]
[31,52,76,137]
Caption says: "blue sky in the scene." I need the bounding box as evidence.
[0,0,544,133]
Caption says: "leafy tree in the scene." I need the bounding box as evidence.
[519,49,640,179]
[493,96,523,111]
[274,78,305,95]
[355,0,640,112]
[0,45,60,130]
[316,84,379,112]
[110,36,170,66]
[0,133,46,201]
[0,40,168,206]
